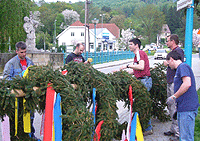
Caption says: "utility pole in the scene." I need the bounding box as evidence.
[54,19,57,52]
[84,0,87,52]
[85,0,92,52]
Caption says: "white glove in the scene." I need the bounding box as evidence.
[166,96,175,105]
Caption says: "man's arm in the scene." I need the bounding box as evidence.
[3,62,13,80]
[120,60,145,71]
[174,76,191,98]
[166,76,191,104]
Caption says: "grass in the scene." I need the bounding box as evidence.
[194,89,200,141]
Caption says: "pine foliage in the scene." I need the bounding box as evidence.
[0,62,169,140]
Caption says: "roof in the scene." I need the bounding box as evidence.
[161,24,171,33]
[70,20,84,26]
[89,23,120,38]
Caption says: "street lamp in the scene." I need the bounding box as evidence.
[99,14,105,29]
[100,14,105,51]
[92,18,99,52]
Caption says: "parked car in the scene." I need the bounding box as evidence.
[154,49,167,60]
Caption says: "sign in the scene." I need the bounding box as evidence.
[102,33,109,40]
[177,0,192,11]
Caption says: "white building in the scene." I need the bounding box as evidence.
[56,21,120,52]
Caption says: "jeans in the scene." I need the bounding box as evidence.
[177,109,198,141]
[140,77,152,91]
[140,77,153,131]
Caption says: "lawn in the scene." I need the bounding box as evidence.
[194,89,200,141]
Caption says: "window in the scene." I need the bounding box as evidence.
[71,32,74,36]
[62,42,66,46]
[81,32,84,36]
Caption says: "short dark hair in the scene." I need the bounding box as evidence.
[166,51,182,61]
[169,34,179,45]
[76,43,84,48]
[129,38,141,49]
[15,41,27,51]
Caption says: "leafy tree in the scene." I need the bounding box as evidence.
[0,0,32,52]
[119,28,136,50]
[62,9,80,26]
[110,15,126,29]
[132,4,165,43]
[193,29,200,48]
[101,6,111,12]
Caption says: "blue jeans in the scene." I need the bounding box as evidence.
[140,77,152,92]
[177,109,198,141]
[140,77,153,131]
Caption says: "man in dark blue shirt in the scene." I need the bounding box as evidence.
[65,43,90,64]
[163,34,184,139]
[166,51,199,141]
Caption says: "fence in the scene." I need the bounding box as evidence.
[64,50,135,65]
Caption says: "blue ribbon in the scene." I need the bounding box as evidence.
[130,112,137,141]
[54,93,62,141]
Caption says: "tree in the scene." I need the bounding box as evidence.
[101,6,111,12]
[0,0,32,52]
[110,15,126,29]
[118,28,136,50]
[133,4,165,43]
[62,9,80,26]
[193,29,200,49]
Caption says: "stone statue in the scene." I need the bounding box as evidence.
[23,11,40,52]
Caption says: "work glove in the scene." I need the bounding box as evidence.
[166,96,175,105]
[87,58,93,63]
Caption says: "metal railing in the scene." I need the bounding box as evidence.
[64,50,135,65]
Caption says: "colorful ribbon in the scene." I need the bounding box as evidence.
[1,115,10,141]
[22,67,31,133]
[43,84,55,141]
[14,98,18,136]
[94,120,104,141]
[130,112,144,141]
[54,93,62,141]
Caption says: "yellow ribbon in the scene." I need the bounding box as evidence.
[136,114,144,141]
[52,120,55,141]
[22,67,31,133]
[14,98,18,136]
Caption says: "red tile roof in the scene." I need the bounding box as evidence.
[89,23,120,38]
[70,20,84,26]
[70,21,120,39]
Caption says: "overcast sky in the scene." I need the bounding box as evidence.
[34,0,85,3]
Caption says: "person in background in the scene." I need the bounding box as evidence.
[65,43,90,64]
[166,51,199,141]
[163,34,184,140]
[120,38,153,136]
[3,41,38,140]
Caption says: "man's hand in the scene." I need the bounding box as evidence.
[166,96,175,105]
[163,60,169,66]
[84,58,93,64]
[120,65,127,70]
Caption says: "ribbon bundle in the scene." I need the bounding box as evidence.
[122,85,144,141]
[43,84,62,141]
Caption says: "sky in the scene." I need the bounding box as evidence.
[34,0,85,3]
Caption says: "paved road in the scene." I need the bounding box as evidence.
[0,54,199,141]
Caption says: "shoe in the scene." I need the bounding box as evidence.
[169,136,179,141]
[164,131,175,136]
[143,129,153,136]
